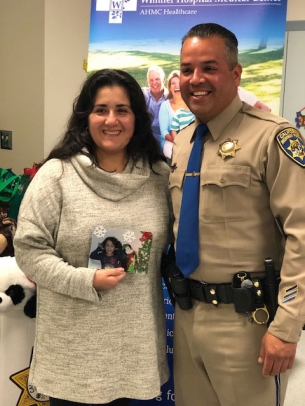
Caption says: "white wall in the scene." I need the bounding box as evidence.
[0,0,303,174]
[0,0,44,173]
[0,0,90,174]
[44,0,91,157]
[286,0,305,21]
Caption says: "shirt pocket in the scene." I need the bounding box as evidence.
[200,165,251,223]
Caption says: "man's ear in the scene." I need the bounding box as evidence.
[233,63,242,85]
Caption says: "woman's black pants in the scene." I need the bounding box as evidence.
[49,397,131,406]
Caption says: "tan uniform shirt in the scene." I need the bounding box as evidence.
[170,95,305,343]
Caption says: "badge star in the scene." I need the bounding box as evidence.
[287,139,305,159]
[10,367,49,406]
[218,139,241,160]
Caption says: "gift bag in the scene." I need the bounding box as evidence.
[8,175,32,220]
[0,169,21,217]
[8,163,40,221]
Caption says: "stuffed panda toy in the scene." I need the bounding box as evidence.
[0,256,36,318]
[0,256,38,406]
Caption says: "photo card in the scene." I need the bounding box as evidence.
[88,225,153,274]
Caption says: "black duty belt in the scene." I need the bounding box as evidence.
[187,279,234,305]
[161,250,280,325]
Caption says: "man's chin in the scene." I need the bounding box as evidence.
[187,104,210,122]
[151,88,163,93]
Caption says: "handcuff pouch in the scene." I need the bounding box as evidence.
[232,272,256,313]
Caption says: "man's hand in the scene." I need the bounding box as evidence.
[258,331,297,376]
[93,268,126,290]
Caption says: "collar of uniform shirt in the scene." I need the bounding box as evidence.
[190,123,209,143]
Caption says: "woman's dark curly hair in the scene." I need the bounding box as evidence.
[44,69,164,169]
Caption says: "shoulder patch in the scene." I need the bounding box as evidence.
[275,127,305,167]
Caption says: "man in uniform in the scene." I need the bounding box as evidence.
[142,65,167,147]
[169,23,305,406]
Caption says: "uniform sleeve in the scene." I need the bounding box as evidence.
[159,101,172,141]
[264,126,305,342]
[14,161,100,303]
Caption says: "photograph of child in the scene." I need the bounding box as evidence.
[90,236,128,271]
[88,227,153,274]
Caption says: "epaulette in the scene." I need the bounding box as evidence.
[242,103,288,125]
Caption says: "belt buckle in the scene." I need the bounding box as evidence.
[251,305,270,325]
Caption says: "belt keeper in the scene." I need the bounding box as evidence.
[192,281,207,302]
[206,284,219,307]
[250,277,270,324]
[252,277,264,307]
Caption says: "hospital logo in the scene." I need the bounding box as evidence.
[96,0,138,24]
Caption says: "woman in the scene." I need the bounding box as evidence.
[14,69,171,406]
[158,70,193,158]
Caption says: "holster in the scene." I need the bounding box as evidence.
[161,246,193,310]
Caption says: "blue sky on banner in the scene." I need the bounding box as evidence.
[89,0,287,54]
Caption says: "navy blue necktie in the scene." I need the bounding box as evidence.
[176,123,208,277]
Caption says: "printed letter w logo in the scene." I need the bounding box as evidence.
[96,0,137,24]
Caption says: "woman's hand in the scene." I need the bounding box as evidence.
[93,268,126,290]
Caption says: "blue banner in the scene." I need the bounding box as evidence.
[88,0,287,114]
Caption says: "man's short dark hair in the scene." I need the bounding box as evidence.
[181,23,239,70]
